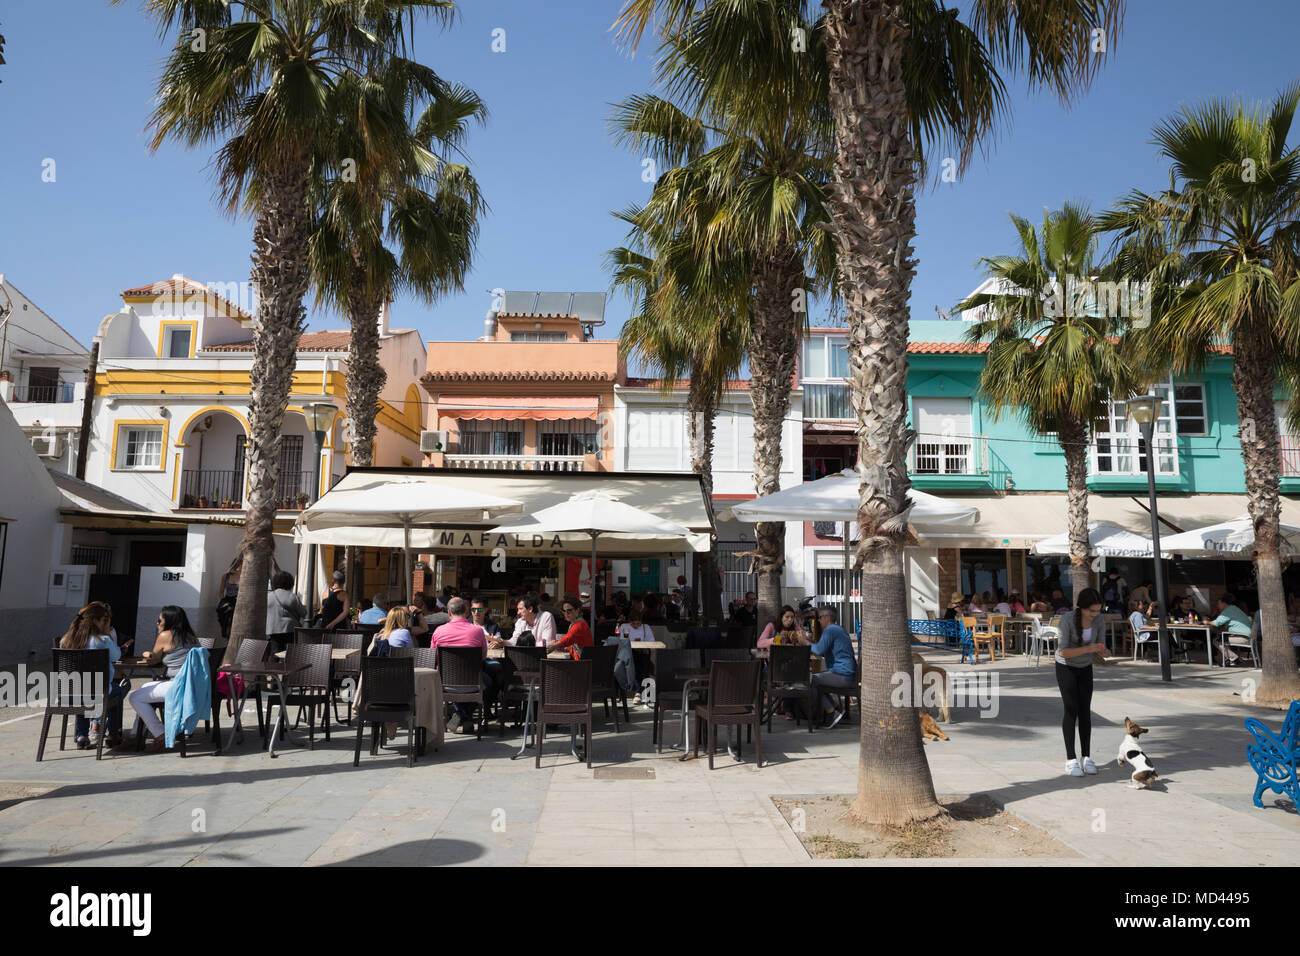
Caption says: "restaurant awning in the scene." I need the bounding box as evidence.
[436,396,600,420]
[295,467,715,555]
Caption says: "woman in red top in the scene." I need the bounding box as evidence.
[554,595,594,660]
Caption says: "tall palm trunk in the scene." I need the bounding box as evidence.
[825,0,943,827]
[225,151,313,667]
[1235,332,1300,706]
[749,248,802,633]
[687,376,721,622]
[345,266,387,469]
[1058,415,1094,600]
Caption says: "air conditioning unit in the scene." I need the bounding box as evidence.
[420,430,449,454]
[30,431,65,459]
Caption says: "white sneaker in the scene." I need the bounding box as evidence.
[1081,756,1098,775]
[1065,758,1084,777]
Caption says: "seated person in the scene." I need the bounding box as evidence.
[552,595,594,660]
[469,598,500,638]
[1128,598,1151,635]
[359,593,389,626]
[378,607,414,649]
[125,605,200,752]
[407,595,431,642]
[616,602,655,642]
[432,597,499,732]
[732,591,757,627]
[1211,592,1253,665]
[796,607,857,729]
[942,591,965,621]
[59,601,125,749]
[497,595,556,649]
[757,606,803,648]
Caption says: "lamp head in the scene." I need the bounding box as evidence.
[1128,393,1161,427]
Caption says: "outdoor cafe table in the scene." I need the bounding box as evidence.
[115,656,167,679]
[1139,624,1215,665]
[220,661,309,757]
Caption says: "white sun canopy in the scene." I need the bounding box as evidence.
[294,468,715,555]
[491,489,708,552]
[1159,515,1300,556]
[1033,521,1165,558]
[719,468,979,532]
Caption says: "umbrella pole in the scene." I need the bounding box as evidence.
[590,532,598,634]
[404,520,413,607]
[843,526,851,635]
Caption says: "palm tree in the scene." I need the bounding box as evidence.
[616,0,1123,826]
[610,204,749,621]
[311,65,486,468]
[131,0,454,662]
[1102,84,1300,708]
[609,2,836,634]
[957,204,1135,601]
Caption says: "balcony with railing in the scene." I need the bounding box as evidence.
[906,434,989,486]
[802,382,853,421]
[10,382,76,403]
[1282,435,1300,478]
[444,454,588,472]
[179,469,315,509]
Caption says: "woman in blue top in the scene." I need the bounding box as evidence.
[378,607,414,649]
[59,602,125,749]
[796,607,857,729]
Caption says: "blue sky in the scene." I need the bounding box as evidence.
[1,0,1298,349]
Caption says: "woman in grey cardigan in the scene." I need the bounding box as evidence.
[266,571,307,655]
[1055,587,1110,776]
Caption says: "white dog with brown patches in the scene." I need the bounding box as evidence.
[1116,717,1159,789]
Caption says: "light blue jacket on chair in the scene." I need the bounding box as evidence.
[164,646,212,747]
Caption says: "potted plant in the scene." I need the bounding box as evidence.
[221,496,232,509]
[196,494,209,509]
[297,492,310,510]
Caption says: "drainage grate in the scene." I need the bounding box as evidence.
[592,767,655,780]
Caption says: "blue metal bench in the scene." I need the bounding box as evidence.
[1245,699,1300,809]
[908,619,974,663]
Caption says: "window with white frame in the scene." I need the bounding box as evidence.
[1276,401,1300,476]
[912,397,973,474]
[117,426,163,469]
[801,335,849,380]
[1092,381,1190,476]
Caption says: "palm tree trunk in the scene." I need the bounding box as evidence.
[224,151,312,668]
[825,0,943,827]
[345,272,387,468]
[1234,333,1300,706]
[749,248,802,634]
[1059,415,1094,601]
[687,377,722,622]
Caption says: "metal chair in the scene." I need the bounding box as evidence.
[693,659,764,769]
[535,658,594,768]
[353,656,419,767]
[265,642,331,750]
[1132,621,1162,662]
[37,648,111,762]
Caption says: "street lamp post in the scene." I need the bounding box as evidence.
[1128,393,1172,682]
[301,402,337,620]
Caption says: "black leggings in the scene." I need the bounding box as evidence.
[1054,662,1094,759]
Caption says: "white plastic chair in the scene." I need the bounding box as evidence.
[1132,622,1161,662]
[1026,616,1059,667]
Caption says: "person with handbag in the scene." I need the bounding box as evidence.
[266,571,307,655]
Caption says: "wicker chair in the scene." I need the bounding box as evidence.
[197,637,225,741]
[765,645,812,732]
[293,627,333,645]
[579,644,627,730]
[387,646,416,658]
[535,659,594,768]
[220,638,269,741]
[502,646,545,738]
[413,647,439,670]
[693,659,764,769]
[650,648,702,752]
[37,648,111,761]
[265,642,331,750]
[436,645,498,739]
[723,625,755,649]
[353,656,419,767]
[685,626,721,650]
[329,632,364,724]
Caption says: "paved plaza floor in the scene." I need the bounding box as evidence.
[0,652,1295,866]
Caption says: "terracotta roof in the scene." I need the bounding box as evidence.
[908,341,988,354]
[622,377,752,390]
[421,369,616,383]
[204,331,352,353]
[120,275,253,319]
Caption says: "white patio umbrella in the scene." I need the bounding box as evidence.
[295,478,524,603]
[720,468,980,625]
[490,489,705,631]
[1159,515,1300,556]
[1033,521,1164,558]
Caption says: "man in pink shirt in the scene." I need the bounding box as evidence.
[431,597,498,733]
